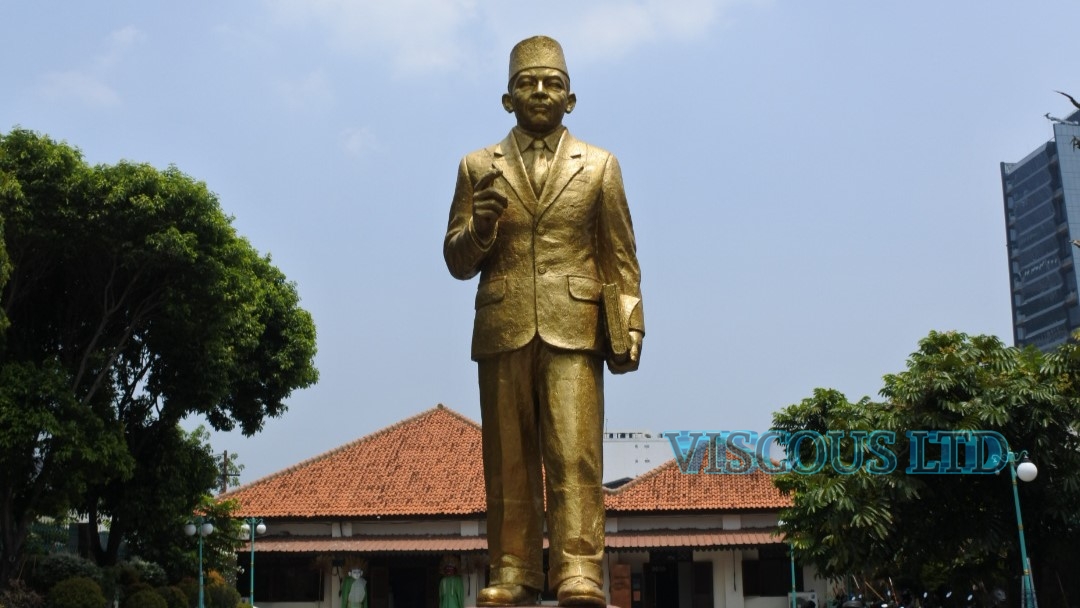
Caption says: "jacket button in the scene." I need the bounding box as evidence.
[537,265,547,274]
[536,226,546,235]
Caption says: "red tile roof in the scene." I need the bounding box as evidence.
[223,405,789,518]
[224,405,487,518]
[603,457,792,512]
[247,529,782,554]
[251,535,489,553]
[605,529,783,549]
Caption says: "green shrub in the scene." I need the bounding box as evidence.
[176,578,197,607]
[205,580,240,608]
[122,590,166,608]
[154,586,187,608]
[98,558,169,606]
[122,583,153,604]
[120,558,167,589]
[113,562,141,589]
[26,554,101,594]
[0,580,45,608]
[174,576,237,608]
[46,577,106,608]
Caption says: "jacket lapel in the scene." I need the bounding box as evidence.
[535,132,584,220]
[491,133,537,217]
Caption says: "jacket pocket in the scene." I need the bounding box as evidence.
[475,277,506,309]
[567,275,602,302]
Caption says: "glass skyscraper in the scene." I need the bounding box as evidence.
[1002,110,1080,351]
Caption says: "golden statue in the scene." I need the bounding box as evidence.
[444,36,644,607]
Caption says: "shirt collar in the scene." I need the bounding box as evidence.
[512,126,565,154]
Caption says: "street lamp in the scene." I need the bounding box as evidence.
[184,518,215,608]
[1006,451,1038,608]
[239,517,267,606]
[778,519,796,608]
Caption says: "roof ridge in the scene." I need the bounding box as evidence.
[432,402,483,430]
[220,403,473,499]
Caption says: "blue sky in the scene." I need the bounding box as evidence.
[4,1,1079,484]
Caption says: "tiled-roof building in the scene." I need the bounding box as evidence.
[222,405,822,608]
[228,405,487,519]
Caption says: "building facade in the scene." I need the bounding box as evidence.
[222,405,824,608]
[1002,110,1080,351]
[603,430,671,484]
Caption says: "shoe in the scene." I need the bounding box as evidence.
[557,576,606,606]
[477,583,539,606]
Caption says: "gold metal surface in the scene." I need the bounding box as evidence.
[443,35,644,607]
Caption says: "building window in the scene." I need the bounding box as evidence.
[742,546,802,597]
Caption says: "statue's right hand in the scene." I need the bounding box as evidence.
[472,169,506,240]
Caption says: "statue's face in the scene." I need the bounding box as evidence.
[502,67,576,134]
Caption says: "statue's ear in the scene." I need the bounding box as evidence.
[565,92,577,114]
[502,93,514,113]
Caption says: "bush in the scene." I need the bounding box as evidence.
[176,578,197,607]
[25,554,101,594]
[204,571,225,588]
[122,583,153,604]
[205,579,240,608]
[154,586,187,608]
[0,580,45,608]
[46,577,106,608]
[122,590,166,608]
[121,559,167,589]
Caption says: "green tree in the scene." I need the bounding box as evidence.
[81,425,220,572]
[0,128,318,584]
[0,214,11,337]
[111,427,218,579]
[0,131,132,585]
[140,494,244,585]
[772,331,1080,602]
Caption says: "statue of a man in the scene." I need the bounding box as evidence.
[444,36,644,607]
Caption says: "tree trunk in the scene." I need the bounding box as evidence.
[0,507,33,587]
[100,514,124,566]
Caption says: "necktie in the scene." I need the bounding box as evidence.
[530,138,548,196]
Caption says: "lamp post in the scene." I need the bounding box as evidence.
[789,546,797,608]
[184,518,215,608]
[1007,451,1038,608]
[778,519,797,608]
[239,517,267,606]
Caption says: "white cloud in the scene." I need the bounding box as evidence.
[38,71,121,107]
[341,126,378,157]
[37,25,144,107]
[567,4,658,59]
[646,0,723,37]
[262,0,749,74]
[266,0,480,72]
[276,69,336,111]
[500,0,729,65]
[110,24,144,46]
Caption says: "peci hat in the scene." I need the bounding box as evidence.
[508,36,569,84]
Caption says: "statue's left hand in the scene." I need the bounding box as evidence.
[608,330,643,374]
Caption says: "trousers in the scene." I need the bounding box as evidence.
[477,338,605,591]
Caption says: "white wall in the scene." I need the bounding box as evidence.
[746,597,789,608]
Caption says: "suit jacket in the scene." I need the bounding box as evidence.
[444,128,644,361]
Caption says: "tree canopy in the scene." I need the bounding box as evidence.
[0,128,318,582]
[772,331,1080,603]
